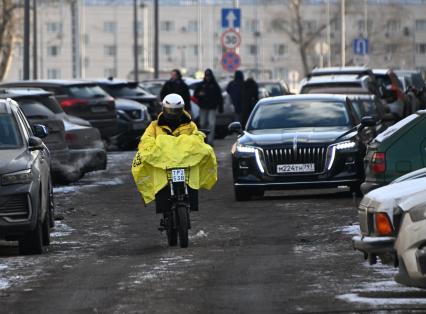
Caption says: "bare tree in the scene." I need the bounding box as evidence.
[0,0,19,80]
[270,0,337,76]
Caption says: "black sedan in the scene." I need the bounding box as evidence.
[0,98,53,254]
[229,94,373,201]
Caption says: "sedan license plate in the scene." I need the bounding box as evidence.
[91,106,108,113]
[277,163,315,173]
[171,169,185,182]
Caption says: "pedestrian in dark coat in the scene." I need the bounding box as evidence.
[160,69,191,114]
[226,70,244,122]
[241,77,259,127]
[193,68,223,145]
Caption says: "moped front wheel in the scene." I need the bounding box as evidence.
[177,206,189,248]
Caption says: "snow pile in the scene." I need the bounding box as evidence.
[335,224,360,236]
[53,186,81,194]
[337,293,426,305]
[190,230,208,240]
[51,221,75,238]
[0,279,10,290]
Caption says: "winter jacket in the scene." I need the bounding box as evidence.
[132,111,217,204]
[160,79,191,113]
[241,78,259,126]
[194,81,224,112]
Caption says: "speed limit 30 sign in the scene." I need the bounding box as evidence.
[221,28,241,50]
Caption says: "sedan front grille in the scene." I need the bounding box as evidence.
[263,146,327,175]
[0,194,30,220]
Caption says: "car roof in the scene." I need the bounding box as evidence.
[0,79,97,87]
[0,88,53,98]
[257,94,349,105]
[371,69,390,75]
[347,94,375,100]
[309,66,372,77]
[302,74,369,85]
[94,78,138,85]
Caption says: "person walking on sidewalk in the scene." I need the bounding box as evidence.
[193,69,223,146]
[226,70,244,123]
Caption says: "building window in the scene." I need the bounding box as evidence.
[83,34,90,45]
[274,44,287,56]
[303,20,317,33]
[104,68,116,77]
[416,43,426,55]
[245,19,259,32]
[357,19,373,34]
[188,21,198,32]
[247,44,257,56]
[47,45,60,57]
[46,22,62,33]
[385,44,398,54]
[274,68,288,80]
[386,19,401,33]
[104,45,117,57]
[103,21,117,33]
[84,57,90,68]
[160,21,174,32]
[161,44,174,56]
[416,19,426,31]
[189,45,198,57]
[137,21,144,33]
[47,68,60,79]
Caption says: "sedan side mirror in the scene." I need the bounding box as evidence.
[360,116,377,127]
[32,124,49,138]
[28,136,44,151]
[228,121,243,134]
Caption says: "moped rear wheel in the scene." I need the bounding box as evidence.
[165,213,177,246]
[177,206,189,248]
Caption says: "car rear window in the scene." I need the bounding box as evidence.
[248,100,350,130]
[67,85,110,98]
[101,83,150,97]
[0,114,22,149]
[18,99,56,119]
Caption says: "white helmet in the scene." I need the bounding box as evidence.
[162,93,185,120]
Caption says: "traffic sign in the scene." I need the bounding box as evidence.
[353,38,369,55]
[221,8,241,29]
[221,29,241,50]
[221,51,241,72]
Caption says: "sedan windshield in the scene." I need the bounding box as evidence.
[0,114,22,149]
[248,100,351,130]
[102,84,151,97]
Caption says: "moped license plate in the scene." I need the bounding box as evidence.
[171,169,185,182]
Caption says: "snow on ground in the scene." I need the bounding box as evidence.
[50,221,75,238]
[0,279,10,289]
[53,186,81,194]
[337,293,426,305]
[335,224,360,236]
[190,230,208,240]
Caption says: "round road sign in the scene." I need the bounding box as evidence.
[221,51,241,72]
[221,29,241,50]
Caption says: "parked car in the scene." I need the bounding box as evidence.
[372,69,410,119]
[0,89,80,183]
[95,78,161,119]
[0,88,107,182]
[353,176,426,266]
[0,98,53,254]
[307,66,375,80]
[395,69,426,113]
[361,111,426,195]
[348,94,395,137]
[395,200,426,288]
[140,79,166,100]
[228,94,374,201]
[257,80,290,99]
[299,74,382,99]
[0,80,118,140]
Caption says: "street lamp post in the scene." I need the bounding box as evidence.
[23,0,30,80]
[33,0,37,79]
[341,0,346,67]
[133,0,139,81]
[154,0,159,79]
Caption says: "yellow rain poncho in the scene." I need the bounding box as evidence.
[131,113,217,204]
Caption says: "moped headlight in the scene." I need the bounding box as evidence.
[2,169,33,185]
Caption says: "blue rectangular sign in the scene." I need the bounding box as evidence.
[353,38,369,55]
[221,8,241,29]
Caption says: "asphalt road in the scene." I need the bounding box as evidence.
[1,136,426,314]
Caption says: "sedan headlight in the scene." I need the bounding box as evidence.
[335,140,357,151]
[236,143,256,153]
[2,169,33,185]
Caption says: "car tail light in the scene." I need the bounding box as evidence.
[370,152,386,174]
[65,133,78,142]
[375,212,393,236]
[60,98,88,108]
